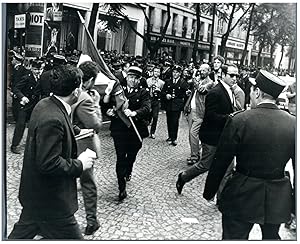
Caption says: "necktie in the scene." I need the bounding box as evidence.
[230,87,236,109]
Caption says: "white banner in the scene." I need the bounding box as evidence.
[14,14,26,28]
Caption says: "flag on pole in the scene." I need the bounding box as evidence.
[77,11,141,141]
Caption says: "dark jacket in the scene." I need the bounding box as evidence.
[199,82,234,146]
[13,71,41,116]
[18,96,83,220]
[108,85,151,139]
[203,103,296,224]
[161,78,189,112]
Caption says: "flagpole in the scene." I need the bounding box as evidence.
[77,11,143,143]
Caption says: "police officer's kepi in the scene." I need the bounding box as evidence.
[31,59,44,69]
[127,66,142,77]
[249,70,286,99]
[53,54,67,65]
[173,65,182,72]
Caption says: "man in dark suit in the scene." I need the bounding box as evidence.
[176,64,238,193]
[8,65,94,239]
[10,59,44,154]
[203,70,295,240]
[161,65,189,146]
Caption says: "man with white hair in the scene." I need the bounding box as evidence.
[184,64,215,165]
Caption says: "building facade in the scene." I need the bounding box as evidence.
[144,3,213,62]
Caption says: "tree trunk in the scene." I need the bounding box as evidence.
[219,4,236,57]
[88,3,99,40]
[257,44,264,67]
[209,3,216,63]
[288,45,294,72]
[192,3,201,63]
[278,44,285,70]
[240,3,255,66]
[270,44,276,68]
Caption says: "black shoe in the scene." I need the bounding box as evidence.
[149,134,156,139]
[126,174,131,181]
[166,138,172,142]
[118,190,127,201]
[171,140,177,146]
[176,173,185,194]
[84,222,100,235]
[11,146,21,154]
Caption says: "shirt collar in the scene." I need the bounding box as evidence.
[220,80,232,94]
[53,95,72,115]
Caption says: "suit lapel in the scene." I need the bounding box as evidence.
[218,82,234,111]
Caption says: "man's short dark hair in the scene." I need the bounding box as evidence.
[213,55,225,64]
[50,65,83,96]
[79,61,100,82]
[221,64,238,75]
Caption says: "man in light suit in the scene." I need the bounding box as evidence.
[8,65,94,239]
[183,64,215,165]
[72,61,102,235]
[176,64,238,194]
[203,70,295,240]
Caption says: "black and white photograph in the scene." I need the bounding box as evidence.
[2,1,297,240]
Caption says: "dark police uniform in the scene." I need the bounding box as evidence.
[161,73,189,143]
[11,64,30,120]
[203,70,295,240]
[11,71,41,149]
[107,84,150,195]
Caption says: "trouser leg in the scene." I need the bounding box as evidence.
[150,103,160,135]
[39,215,83,239]
[169,111,181,141]
[181,144,216,183]
[189,114,202,160]
[8,210,39,239]
[222,214,253,240]
[113,136,127,192]
[259,223,281,240]
[126,135,142,177]
[11,109,27,147]
[166,111,171,138]
[80,167,98,225]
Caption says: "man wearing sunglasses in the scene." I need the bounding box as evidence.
[176,64,243,195]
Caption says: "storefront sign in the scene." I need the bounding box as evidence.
[179,41,190,46]
[150,36,175,44]
[14,14,26,29]
[227,41,245,50]
[25,6,45,57]
[29,12,44,26]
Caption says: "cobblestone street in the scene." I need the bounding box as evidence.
[5,113,296,240]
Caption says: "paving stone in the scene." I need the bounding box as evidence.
[5,114,296,240]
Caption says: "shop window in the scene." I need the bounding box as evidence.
[182,16,188,38]
[172,13,178,35]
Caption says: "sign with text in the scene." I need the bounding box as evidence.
[25,9,45,57]
[14,14,26,29]
[227,41,245,50]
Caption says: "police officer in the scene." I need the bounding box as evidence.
[161,65,189,146]
[10,53,30,121]
[203,70,295,240]
[11,59,44,154]
[105,66,151,201]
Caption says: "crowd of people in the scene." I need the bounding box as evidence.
[7,49,296,240]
